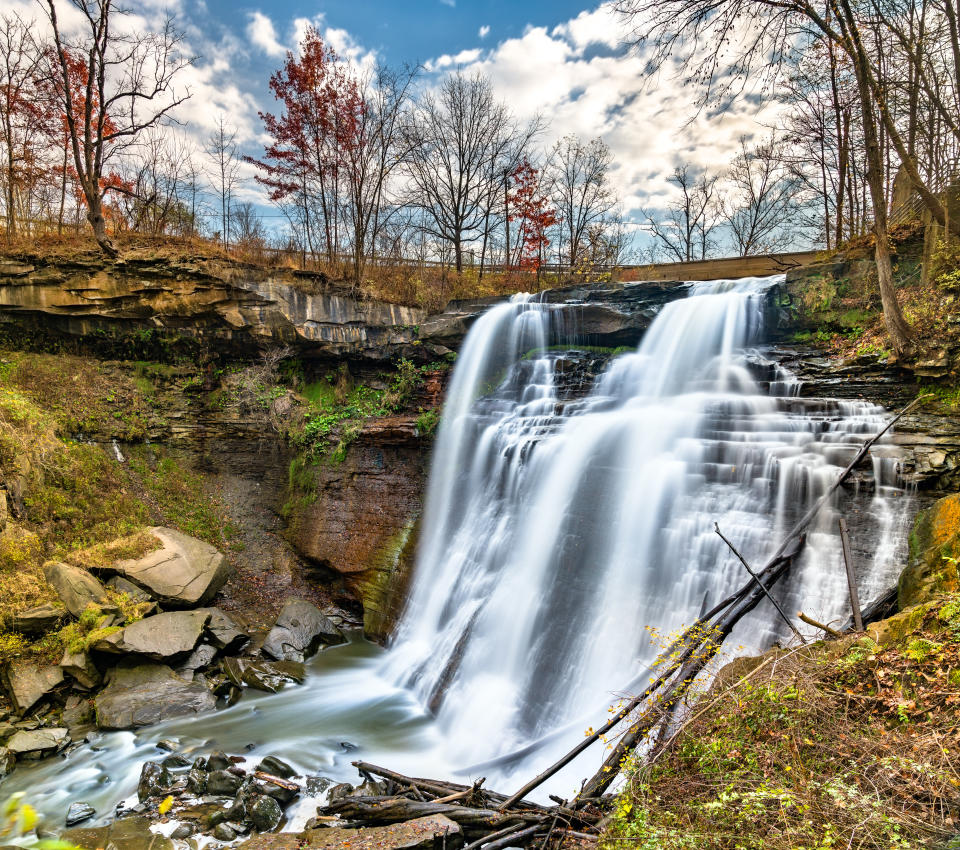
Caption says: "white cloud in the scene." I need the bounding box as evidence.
[439,0,456,6]
[423,2,781,218]
[479,25,490,39]
[246,11,286,57]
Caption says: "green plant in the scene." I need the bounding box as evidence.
[415,407,440,436]
[0,793,79,849]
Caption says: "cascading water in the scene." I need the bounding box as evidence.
[3,274,911,827]
[384,274,910,776]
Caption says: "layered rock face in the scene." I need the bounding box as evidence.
[0,254,426,361]
[285,417,428,643]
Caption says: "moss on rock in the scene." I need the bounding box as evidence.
[901,493,960,608]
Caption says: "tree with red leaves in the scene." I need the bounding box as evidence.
[249,26,363,266]
[507,159,557,272]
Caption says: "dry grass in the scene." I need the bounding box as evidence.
[603,598,960,850]
[65,530,161,571]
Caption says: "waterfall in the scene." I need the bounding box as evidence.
[385,275,908,774]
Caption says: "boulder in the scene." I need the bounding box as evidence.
[42,561,107,618]
[235,815,464,849]
[94,664,216,729]
[138,761,172,800]
[261,600,345,663]
[65,802,96,827]
[14,603,65,635]
[111,526,231,607]
[901,493,960,609]
[222,657,305,693]
[60,650,102,689]
[257,755,296,778]
[92,610,210,660]
[6,727,69,756]
[195,607,249,652]
[61,697,96,742]
[62,816,176,850]
[248,794,283,832]
[0,747,14,776]
[207,769,243,796]
[2,663,64,714]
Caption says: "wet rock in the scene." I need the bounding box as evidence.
[62,815,176,850]
[2,663,64,714]
[156,738,179,752]
[92,610,210,660]
[206,750,232,771]
[257,755,296,778]
[234,815,465,849]
[94,664,216,729]
[207,769,243,796]
[65,802,96,827]
[221,657,305,693]
[258,774,300,805]
[196,607,249,653]
[326,782,354,804]
[0,747,15,776]
[305,776,333,795]
[161,752,190,768]
[62,698,96,742]
[249,794,283,832]
[138,761,172,800]
[213,822,237,841]
[261,599,344,663]
[186,767,208,795]
[42,561,108,618]
[60,649,102,689]
[14,602,65,634]
[111,526,231,607]
[171,823,194,839]
[6,727,69,757]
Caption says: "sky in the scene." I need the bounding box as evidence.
[0,0,782,250]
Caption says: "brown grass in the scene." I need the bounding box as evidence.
[65,530,161,571]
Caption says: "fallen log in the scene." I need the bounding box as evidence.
[319,795,531,837]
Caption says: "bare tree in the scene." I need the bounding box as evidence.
[205,115,240,249]
[231,201,266,245]
[615,0,918,353]
[723,134,802,255]
[403,70,537,273]
[43,0,192,255]
[644,164,721,262]
[547,135,616,269]
[341,63,417,284]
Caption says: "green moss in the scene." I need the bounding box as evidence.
[415,408,440,437]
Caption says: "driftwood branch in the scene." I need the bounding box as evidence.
[714,522,806,644]
[798,611,843,638]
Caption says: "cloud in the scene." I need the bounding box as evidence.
[422,2,782,220]
[246,11,286,57]
[479,25,490,39]
[439,0,456,6]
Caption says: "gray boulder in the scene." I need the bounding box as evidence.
[14,602,65,634]
[60,650,101,689]
[7,727,69,757]
[249,794,283,832]
[42,561,107,618]
[92,610,210,660]
[65,802,96,827]
[111,526,230,607]
[94,664,216,729]
[195,607,249,652]
[261,600,344,663]
[2,663,64,714]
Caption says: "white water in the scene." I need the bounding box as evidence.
[5,274,911,829]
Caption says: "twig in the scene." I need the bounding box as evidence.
[798,611,842,638]
[715,523,806,644]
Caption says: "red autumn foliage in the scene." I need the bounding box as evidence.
[508,159,557,271]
